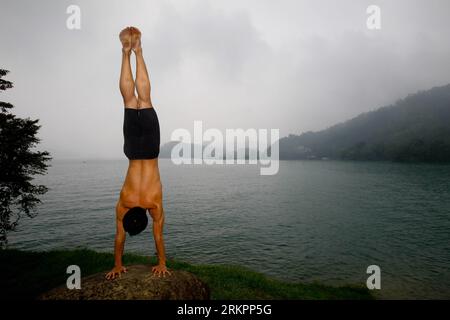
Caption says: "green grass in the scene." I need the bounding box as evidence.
[0,248,373,300]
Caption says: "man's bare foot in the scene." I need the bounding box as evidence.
[105,265,128,280]
[152,264,171,277]
[130,26,142,52]
[119,27,132,53]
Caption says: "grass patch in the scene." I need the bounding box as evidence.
[0,248,373,300]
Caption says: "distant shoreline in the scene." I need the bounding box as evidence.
[47,157,450,166]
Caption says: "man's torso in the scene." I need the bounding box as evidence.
[119,159,162,210]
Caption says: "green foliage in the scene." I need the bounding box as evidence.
[0,69,52,247]
[280,84,450,162]
[0,248,373,300]
[0,69,13,91]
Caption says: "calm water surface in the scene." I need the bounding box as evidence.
[8,159,450,299]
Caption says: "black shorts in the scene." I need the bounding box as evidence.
[123,107,160,160]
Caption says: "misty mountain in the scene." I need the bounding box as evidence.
[159,141,187,159]
[159,141,259,160]
[279,84,450,162]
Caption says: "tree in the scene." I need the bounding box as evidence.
[0,69,52,247]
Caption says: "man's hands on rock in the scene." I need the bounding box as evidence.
[105,265,128,280]
[105,264,171,279]
[152,264,171,277]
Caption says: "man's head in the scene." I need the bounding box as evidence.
[123,207,148,236]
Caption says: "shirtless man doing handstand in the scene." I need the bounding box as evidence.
[105,26,170,280]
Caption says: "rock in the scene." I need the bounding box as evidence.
[38,265,210,300]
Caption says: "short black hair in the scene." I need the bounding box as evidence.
[123,207,148,236]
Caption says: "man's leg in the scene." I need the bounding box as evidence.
[119,27,138,108]
[131,27,152,108]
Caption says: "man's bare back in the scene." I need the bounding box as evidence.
[120,159,162,209]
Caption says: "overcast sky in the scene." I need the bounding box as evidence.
[1,0,450,159]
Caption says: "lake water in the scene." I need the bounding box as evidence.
[8,159,450,299]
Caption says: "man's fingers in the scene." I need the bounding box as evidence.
[109,272,118,280]
[150,267,171,278]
